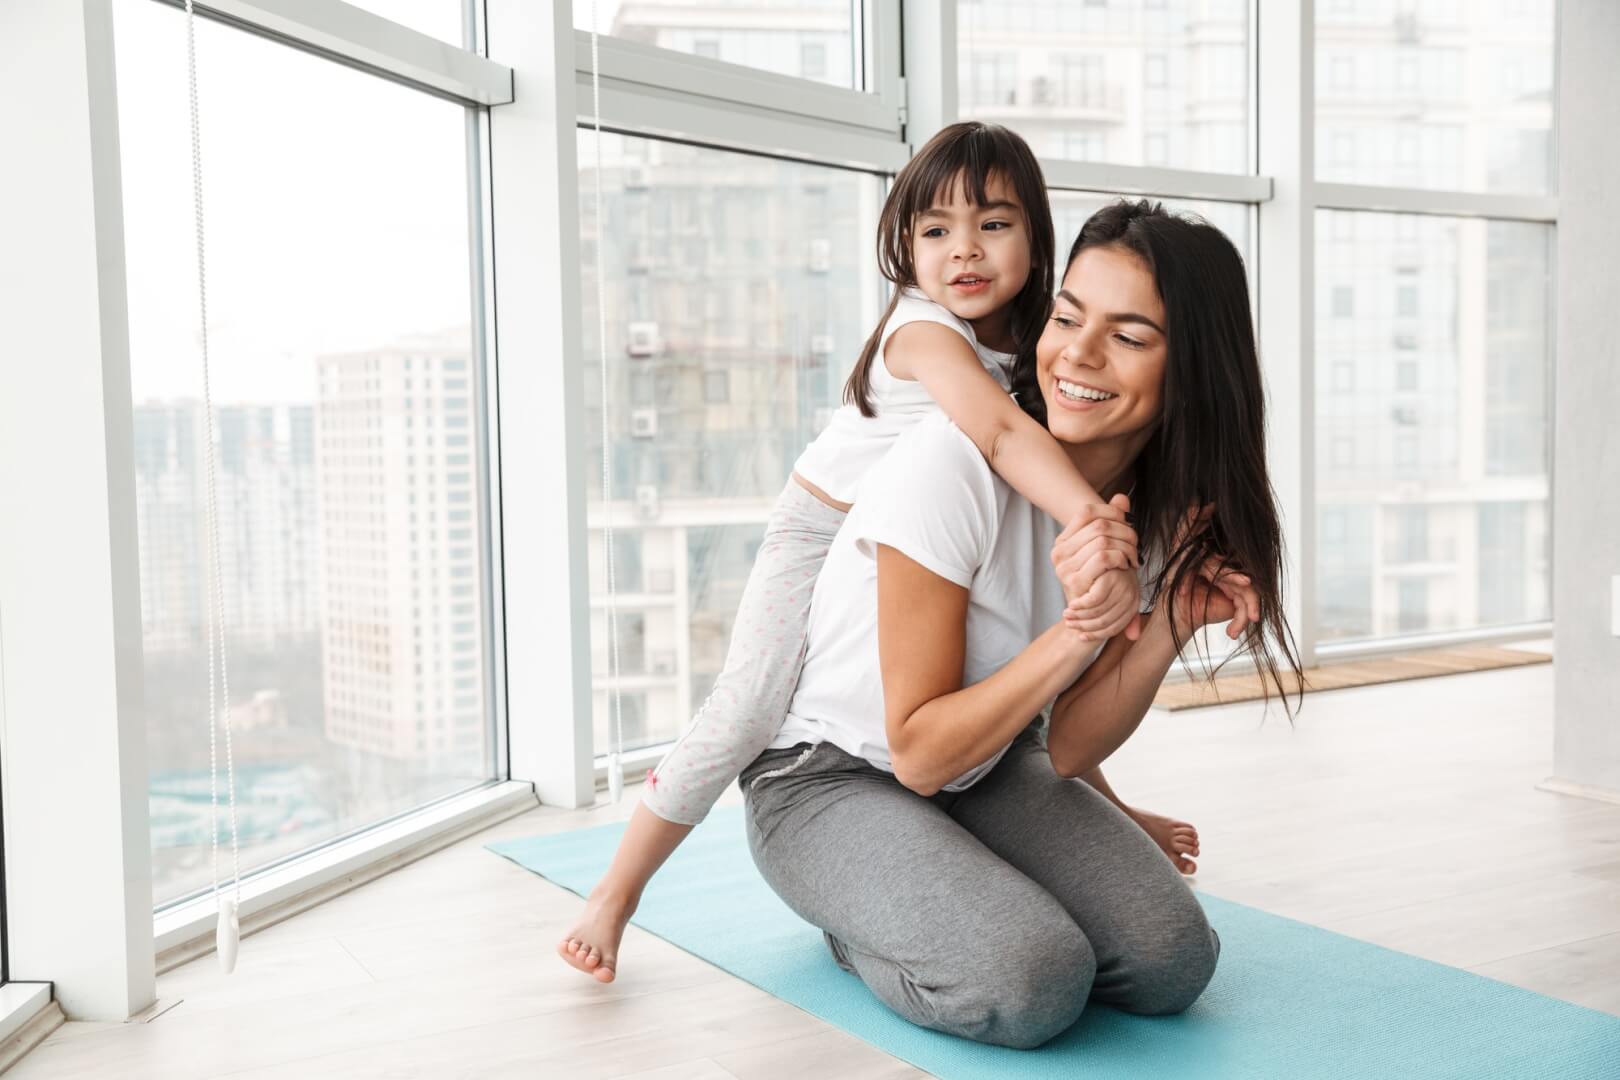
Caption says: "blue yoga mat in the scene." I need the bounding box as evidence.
[489,807,1620,1079]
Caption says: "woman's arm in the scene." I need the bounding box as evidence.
[877,543,1098,796]
[1045,559,1240,778]
[1043,613,1178,779]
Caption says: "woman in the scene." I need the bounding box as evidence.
[739,200,1301,1049]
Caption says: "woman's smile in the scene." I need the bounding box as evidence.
[1054,378,1118,407]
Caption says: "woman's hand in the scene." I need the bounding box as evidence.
[1160,504,1261,641]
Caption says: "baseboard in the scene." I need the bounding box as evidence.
[1536,777,1620,807]
[0,998,63,1076]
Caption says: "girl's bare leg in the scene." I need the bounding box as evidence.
[558,803,693,983]
[1077,764,1200,875]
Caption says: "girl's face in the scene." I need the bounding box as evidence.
[908,171,1032,339]
[1038,245,1168,451]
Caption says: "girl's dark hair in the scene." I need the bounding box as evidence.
[843,122,1055,418]
[1030,199,1304,711]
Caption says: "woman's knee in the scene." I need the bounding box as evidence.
[935,924,1096,1049]
[1118,919,1221,1016]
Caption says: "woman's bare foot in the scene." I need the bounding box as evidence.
[558,889,636,983]
[1127,806,1200,875]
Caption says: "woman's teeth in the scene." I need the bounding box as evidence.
[1058,379,1116,402]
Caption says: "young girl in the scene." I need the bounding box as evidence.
[559,122,1197,983]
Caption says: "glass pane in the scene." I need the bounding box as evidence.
[574,1,862,91]
[1315,1,1555,195]
[958,0,1251,173]
[1050,193,1250,280]
[1316,211,1551,643]
[113,0,495,907]
[579,131,884,753]
[344,1,469,48]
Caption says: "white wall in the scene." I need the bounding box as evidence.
[1551,0,1620,799]
[0,0,157,1020]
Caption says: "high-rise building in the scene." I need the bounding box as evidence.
[315,328,487,764]
[593,0,857,88]
[957,0,1249,174]
[133,401,318,653]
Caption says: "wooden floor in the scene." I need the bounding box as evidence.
[14,641,1620,1079]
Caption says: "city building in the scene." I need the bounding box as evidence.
[315,327,487,764]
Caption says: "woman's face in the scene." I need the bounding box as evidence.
[1037,244,1168,450]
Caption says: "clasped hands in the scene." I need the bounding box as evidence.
[1052,496,1263,644]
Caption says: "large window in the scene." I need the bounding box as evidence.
[959,0,1251,173]
[1311,0,1557,646]
[113,0,497,907]
[1316,1,1556,195]
[1050,193,1250,272]
[573,0,863,90]
[578,131,884,753]
[345,1,471,47]
[1315,211,1551,641]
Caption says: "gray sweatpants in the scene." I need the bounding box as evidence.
[739,731,1220,1050]
[642,477,846,825]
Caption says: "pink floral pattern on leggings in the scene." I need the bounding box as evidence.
[641,479,845,826]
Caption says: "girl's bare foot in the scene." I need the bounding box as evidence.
[1127,806,1200,875]
[558,889,636,983]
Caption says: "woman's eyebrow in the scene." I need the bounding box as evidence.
[1056,289,1165,336]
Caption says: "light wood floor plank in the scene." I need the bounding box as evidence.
[1468,932,1620,1018]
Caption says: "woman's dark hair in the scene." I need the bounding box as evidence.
[1028,199,1304,711]
[843,122,1055,417]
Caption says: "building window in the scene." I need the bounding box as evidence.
[1331,56,1354,90]
[1145,53,1167,88]
[1332,285,1354,317]
[1397,285,1419,318]
[800,42,826,80]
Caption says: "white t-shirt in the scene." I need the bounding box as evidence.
[791,287,1016,505]
[774,415,1143,791]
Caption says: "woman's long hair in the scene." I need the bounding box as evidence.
[1022,199,1304,710]
[844,122,1055,417]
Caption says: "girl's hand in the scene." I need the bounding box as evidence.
[1052,494,1142,642]
[1061,568,1141,643]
